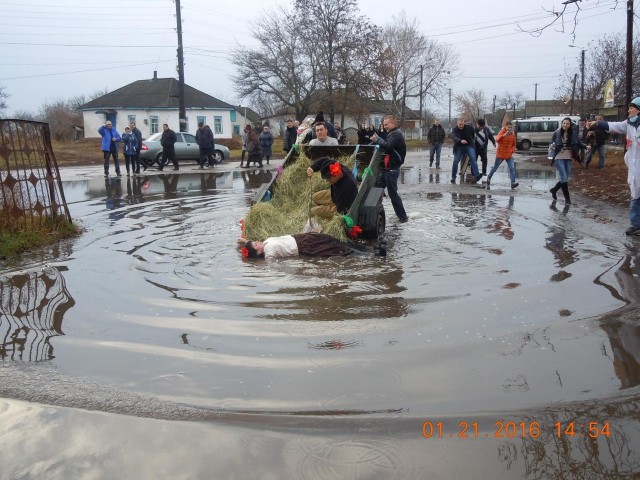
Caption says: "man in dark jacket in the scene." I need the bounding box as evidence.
[306,157,358,218]
[160,124,179,171]
[474,119,496,176]
[370,115,408,223]
[195,121,216,168]
[427,119,446,168]
[283,119,298,153]
[451,118,482,184]
[129,121,143,173]
[584,114,609,169]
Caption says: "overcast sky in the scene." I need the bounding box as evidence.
[0,0,630,118]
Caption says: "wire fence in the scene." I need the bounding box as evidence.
[0,119,72,231]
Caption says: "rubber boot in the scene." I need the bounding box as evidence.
[561,182,571,204]
[549,181,561,200]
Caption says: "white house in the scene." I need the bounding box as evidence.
[79,74,239,139]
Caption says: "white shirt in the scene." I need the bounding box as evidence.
[310,137,339,146]
[263,235,299,258]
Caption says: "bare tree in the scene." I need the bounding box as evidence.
[555,33,640,113]
[231,5,318,121]
[380,12,458,123]
[496,91,526,111]
[0,84,8,116]
[39,99,82,142]
[455,89,489,123]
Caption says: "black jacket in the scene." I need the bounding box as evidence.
[372,127,406,169]
[311,159,358,214]
[474,126,496,151]
[131,127,143,153]
[283,126,298,152]
[161,128,177,147]
[196,126,214,149]
[427,124,446,144]
[451,124,475,152]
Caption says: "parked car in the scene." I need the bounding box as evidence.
[139,132,230,167]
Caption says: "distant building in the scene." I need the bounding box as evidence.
[79,73,238,139]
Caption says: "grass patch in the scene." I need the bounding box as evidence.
[0,213,81,259]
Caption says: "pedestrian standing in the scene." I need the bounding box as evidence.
[121,126,138,176]
[130,121,143,173]
[98,120,122,177]
[282,119,298,154]
[427,119,446,168]
[370,115,409,223]
[245,125,263,168]
[240,125,249,167]
[588,97,640,235]
[548,117,580,204]
[486,122,518,190]
[259,125,274,164]
[195,121,215,168]
[160,123,179,171]
[474,119,496,176]
[577,118,588,163]
[584,114,609,169]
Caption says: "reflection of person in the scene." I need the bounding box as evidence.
[242,232,380,259]
[98,120,122,177]
[195,121,215,168]
[306,157,358,219]
[309,123,339,146]
[474,118,496,176]
[549,117,579,204]
[486,122,518,190]
[589,98,640,235]
[427,119,446,168]
[370,115,409,223]
[451,118,482,184]
[259,125,274,164]
[160,124,179,171]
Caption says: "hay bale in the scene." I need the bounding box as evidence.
[244,152,356,242]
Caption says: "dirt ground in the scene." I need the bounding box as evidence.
[51,139,631,207]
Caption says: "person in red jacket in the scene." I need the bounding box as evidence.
[486,122,519,190]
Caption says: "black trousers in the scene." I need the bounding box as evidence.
[162,145,179,169]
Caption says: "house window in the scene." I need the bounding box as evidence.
[197,115,206,127]
[150,116,159,134]
[233,125,240,135]
[128,114,136,124]
[214,116,223,134]
[230,110,236,122]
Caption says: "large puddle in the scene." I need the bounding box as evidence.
[2,152,640,478]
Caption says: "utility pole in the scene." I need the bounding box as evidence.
[448,88,452,131]
[534,83,538,117]
[580,49,585,115]
[569,74,577,115]
[175,0,187,132]
[419,65,423,140]
[626,0,633,108]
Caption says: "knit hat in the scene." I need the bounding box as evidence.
[316,157,342,179]
[315,111,325,123]
[631,97,640,109]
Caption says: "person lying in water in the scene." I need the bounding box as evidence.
[241,232,386,259]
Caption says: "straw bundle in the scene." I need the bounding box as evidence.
[244,152,356,242]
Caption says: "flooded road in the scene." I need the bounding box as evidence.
[1,149,640,479]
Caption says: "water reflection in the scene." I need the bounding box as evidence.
[0,267,74,361]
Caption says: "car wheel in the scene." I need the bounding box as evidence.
[213,150,224,163]
[519,139,532,151]
[155,153,165,167]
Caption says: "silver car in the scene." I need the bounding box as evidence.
[139,132,230,167]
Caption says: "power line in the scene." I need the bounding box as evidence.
[0,60,174,81]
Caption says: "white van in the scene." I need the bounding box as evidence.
[513,116,580,150]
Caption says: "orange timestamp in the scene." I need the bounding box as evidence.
[421,421,612,439]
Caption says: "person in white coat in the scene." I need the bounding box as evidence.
[589,97,640,235]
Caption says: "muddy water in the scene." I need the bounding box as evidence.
[1,155,640,479]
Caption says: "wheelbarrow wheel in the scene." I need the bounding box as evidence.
[375,205,386,239]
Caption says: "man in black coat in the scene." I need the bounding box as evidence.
[370,115,408,223]
[160,124,179,171]
[129,121,144,173]
[195,121,216,168]
[474,118,496,176]
[451,118,482,183]
[427,119,446,168]
[282,119,298,153]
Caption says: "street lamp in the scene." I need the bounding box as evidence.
[570,45,585,115]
